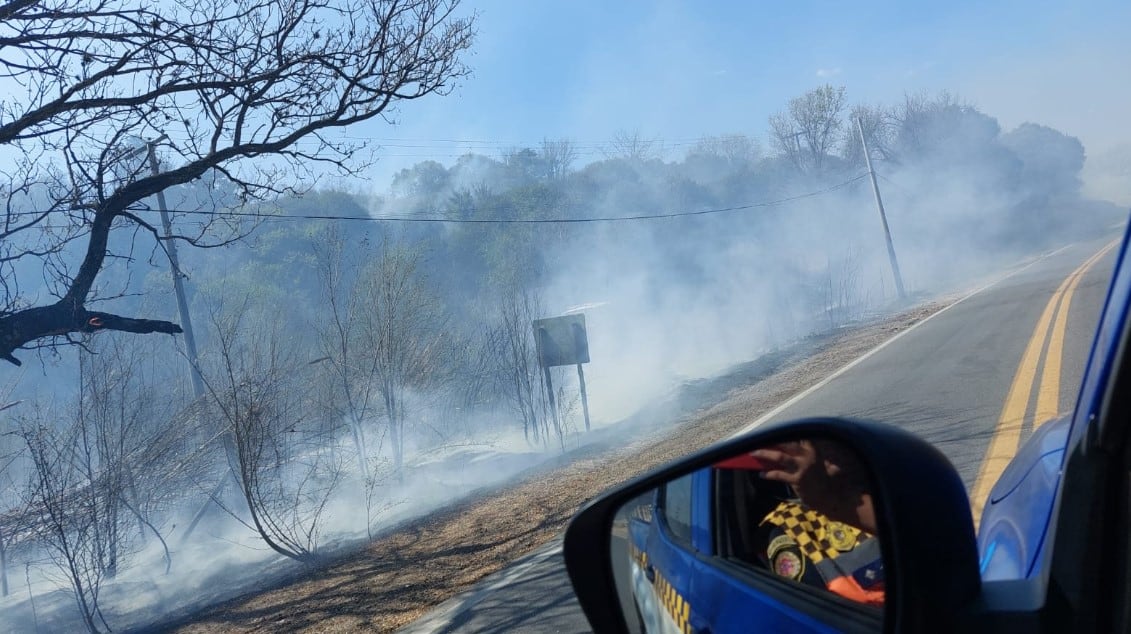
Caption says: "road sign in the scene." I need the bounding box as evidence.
[533,314,589,368]
[533,313,592,431]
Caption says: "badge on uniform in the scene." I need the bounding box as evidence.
[768,534,796,557]
[826,521,856,552]
[773,550,804,580]
[769,534,805,580]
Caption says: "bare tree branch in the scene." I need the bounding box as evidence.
[768,84,847,173]
[0,0,475,364]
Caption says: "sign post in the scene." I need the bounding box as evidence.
[541,363,561,437]
[533,313,592,432]
[576,363,591,432]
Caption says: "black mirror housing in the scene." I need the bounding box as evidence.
[563,417,981,633]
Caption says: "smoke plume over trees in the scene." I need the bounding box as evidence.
[0,69,1120,632]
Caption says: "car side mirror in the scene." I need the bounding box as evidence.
[563,417,981,633]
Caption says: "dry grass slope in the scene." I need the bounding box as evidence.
[164,304,940,633]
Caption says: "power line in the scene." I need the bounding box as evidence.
[80,123,740,145]
[131,174,868,225]
[157,132,738,149]
[337,135,722,146]
[331,140,710,150]
[69,123,752,154]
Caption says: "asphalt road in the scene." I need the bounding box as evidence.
[751,235,1118,491]
[397,234,1121,634]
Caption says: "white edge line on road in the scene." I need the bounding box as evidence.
[733,244,1079,438]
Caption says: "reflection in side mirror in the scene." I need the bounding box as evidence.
[609,437,884,634]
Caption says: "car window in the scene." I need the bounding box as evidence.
[714,467,778,568]
[711,443,885,610]
[661,473,695,545]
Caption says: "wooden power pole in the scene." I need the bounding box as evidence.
[145,138,206,397]
[857,117,907,300]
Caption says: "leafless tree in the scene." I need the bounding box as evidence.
[821,249,868,329]
[18,406,120,634]
[768,84,847,173]
[363,455,398,539]
[355,237,448,479]
[76,348,138,579]
[891,90,968,157]
[200,301,343,564]
[312,226,381,480]
[0,433,25,598]
[0,346,205,634]
[687,134,761,166]
[605,130,660,162]
[11,333,196,631]
[486,285,552,445]
[842,104,896,166]
[0,0,474,365]
[0,386,24,598]
[282,228,456,532]
[540,138,578,180]
[80,336,195,572]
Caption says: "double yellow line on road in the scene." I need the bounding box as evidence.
[969,241,1117,526]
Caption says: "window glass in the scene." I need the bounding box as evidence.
[662,473,694,544]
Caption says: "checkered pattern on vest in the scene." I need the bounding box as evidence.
[761,501,865,563]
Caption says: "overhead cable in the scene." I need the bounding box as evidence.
[129,174,869,225]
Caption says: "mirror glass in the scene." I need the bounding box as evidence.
[609,436,884,633]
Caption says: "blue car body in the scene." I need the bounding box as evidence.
[627,470,843,634]
[980,224,1131,583]
[628,221,1131,633]
[977,415,1069,581]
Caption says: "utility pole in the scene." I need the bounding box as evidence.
[145,137,206,397]
[856,117,907,300]
[140,137,232,543]
[143,138,231,542]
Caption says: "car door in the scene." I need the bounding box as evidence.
[632,466,879,633]
[1035,220,1131,632]
[630,471,698,634]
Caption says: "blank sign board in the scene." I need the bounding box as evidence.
[533,314,589,367]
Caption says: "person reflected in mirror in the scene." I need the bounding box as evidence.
[750,440,885,606]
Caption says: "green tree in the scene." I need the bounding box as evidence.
[1001,123,1086,200]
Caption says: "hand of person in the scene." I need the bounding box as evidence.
[752,439,877,534]
[750,440,831,506]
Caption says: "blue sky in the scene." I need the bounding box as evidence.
[350,0,1131,190]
